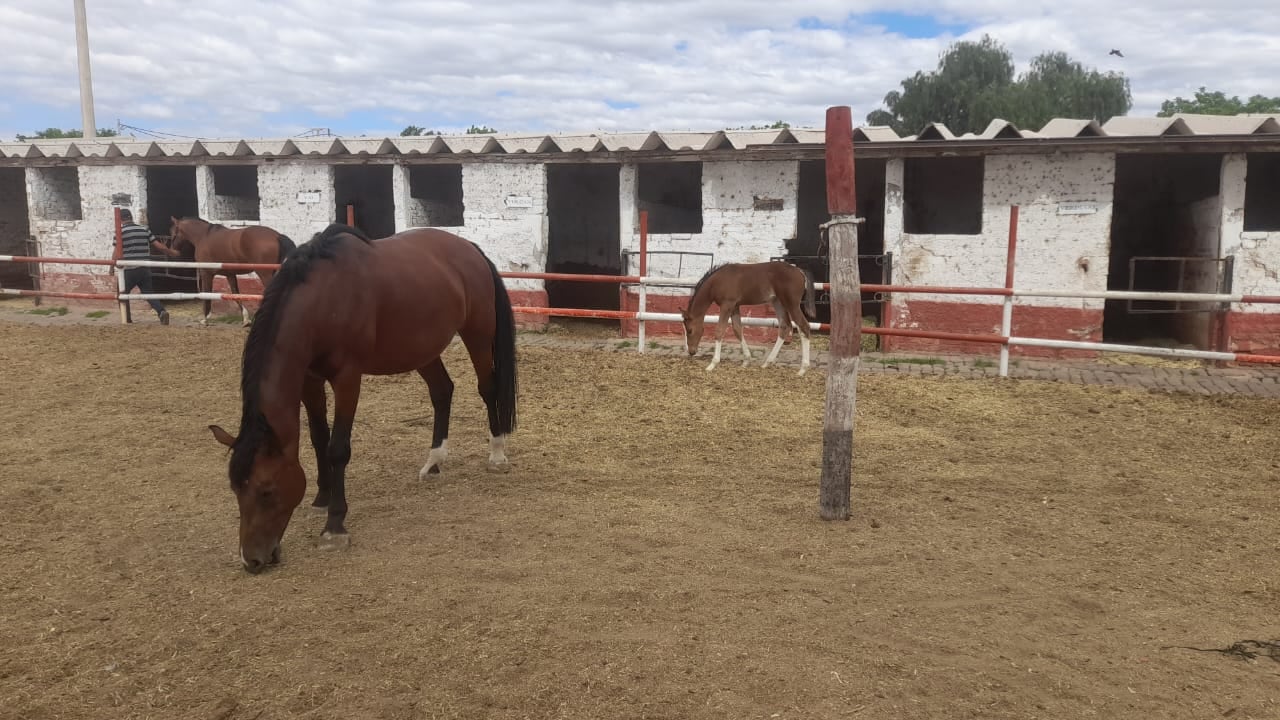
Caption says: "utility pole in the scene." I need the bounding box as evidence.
[73,0,97,139]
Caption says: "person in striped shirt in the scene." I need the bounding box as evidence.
[118,208,177,325]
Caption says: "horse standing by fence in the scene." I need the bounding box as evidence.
[207,223,519,574]
[168,217,296,327]
[680,261,817,376]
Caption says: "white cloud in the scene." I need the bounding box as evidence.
[0,0,1276,139]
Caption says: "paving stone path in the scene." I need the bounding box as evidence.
[516,331,1280,399]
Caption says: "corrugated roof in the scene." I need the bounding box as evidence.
[1101,116,1194,136]
[1171,113,1280,135]
[1,114,1277,160]
[1038,119,1106,138]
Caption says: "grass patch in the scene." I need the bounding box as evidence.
[85,310,109,319]
[28,306,69,317]
[212,314,242,325]
[972,358,995,369]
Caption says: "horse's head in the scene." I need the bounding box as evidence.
[168,217,193,255]
[208,423,307,574]
[680,308,704,357]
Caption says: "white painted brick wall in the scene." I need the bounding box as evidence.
[621,160,798,296]
[27,165,144,279]
[1220,153,1280,313]
[459,163,547,293]
[884,153,1116,309]
[258,162,335,243]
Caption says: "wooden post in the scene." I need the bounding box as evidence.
[819,106,859,521]
[114,207,128,324]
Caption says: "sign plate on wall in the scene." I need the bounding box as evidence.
[1057,202,1097,215]
[296,191,322,204]
[505,195,533,208]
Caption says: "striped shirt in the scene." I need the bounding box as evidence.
[120,222,155,259]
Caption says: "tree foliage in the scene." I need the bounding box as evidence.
[16,127,119,141]
[1157,87,1280,117]
[866,35,1131,136]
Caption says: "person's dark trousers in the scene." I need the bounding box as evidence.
[122,267,169,323]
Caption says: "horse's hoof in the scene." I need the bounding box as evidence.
[487,461,512,474]
[318,531,351,550]
[418,464,442,480]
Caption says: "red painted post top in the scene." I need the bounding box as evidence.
[824,106,856,215]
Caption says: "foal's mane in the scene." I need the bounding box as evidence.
[227,223,372,488]
[691,263,725,299]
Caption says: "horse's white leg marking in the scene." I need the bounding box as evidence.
[736,318,752,365]
[706,339,722,372]
[487,434,511,473]
[798,333,811,376]
[419,438,449,479]
[763,334,786,367]
[240,302,250,327]
[200,312,210,326]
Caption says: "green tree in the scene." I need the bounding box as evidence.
[16,127,119,141]
[866,36,1131,136]
[400,125,439,136]
[1157,87,1280,116]
[465,124,497,134]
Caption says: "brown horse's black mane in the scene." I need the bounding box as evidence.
[228,223,372,488]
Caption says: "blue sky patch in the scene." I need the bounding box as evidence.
[853,11,974,39]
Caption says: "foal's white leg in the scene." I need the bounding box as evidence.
[419,439,449,479]
[487,434,511,473]
[763,333,786,367]
[705,340,723,372]
[798,333,811,376]
[239,302,251,327]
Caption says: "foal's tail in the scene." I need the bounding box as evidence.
[801,268,817,320]
[276,233,297,263]
[474,243,518,435]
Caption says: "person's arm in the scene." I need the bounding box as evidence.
[149,231,180,257]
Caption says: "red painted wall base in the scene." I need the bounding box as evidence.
[887,301,1103,358]
[1223,311,1280,355]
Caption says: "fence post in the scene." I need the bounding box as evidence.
[819,106,859,522]
[999,205,1019,377]
[113,207,128,323]
[638,210,649,354]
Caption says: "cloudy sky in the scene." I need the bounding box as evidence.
[1,0,1277,141]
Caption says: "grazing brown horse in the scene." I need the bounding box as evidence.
[168,217,296,327]
[206,223,519,574]
[680,261,817,376]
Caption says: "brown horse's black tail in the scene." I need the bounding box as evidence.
[472,243,518,436]
[801,268,817,319]
[276,233,297,263]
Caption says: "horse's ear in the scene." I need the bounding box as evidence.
[209,424,235,448]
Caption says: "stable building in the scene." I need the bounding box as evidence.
[1,113,1279,355]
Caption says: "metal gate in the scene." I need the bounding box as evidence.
[770,252,895,327]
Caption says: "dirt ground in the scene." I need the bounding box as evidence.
[2,314,1280,720]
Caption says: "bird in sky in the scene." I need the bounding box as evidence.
[1109,49,1124,57]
